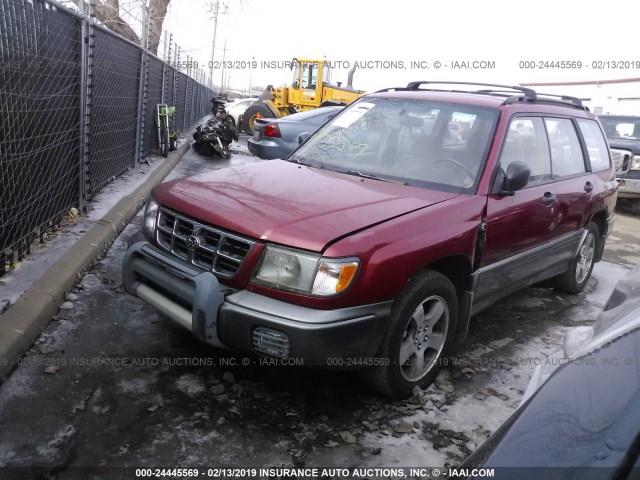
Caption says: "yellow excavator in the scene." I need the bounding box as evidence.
[240,58,365,132]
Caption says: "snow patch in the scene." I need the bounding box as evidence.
[361,428,451,468]
[0,372,37,409]
[175,374,206,397]
[0,443,16,466]
[117,377,153,395]
[35,424,77,460]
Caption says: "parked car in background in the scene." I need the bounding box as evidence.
[599,115,640,214]
[123,82,617,398]
[461,264,640,479]
[247,106,343,160]
[224,98,257,129]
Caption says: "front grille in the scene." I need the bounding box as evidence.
[253,328,290,358]
[156,208,254,277]
[611,148,633,175]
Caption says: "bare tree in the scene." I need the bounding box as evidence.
[72,0,170,55]
[146,0,170,55]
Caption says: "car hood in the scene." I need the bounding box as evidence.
[153,160,458,251]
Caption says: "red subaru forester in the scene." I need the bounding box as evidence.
[123,82,617,398]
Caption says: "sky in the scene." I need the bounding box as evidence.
[161,0,640,94]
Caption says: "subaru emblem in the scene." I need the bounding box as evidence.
[186,235,200,249]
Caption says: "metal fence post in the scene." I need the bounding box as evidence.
[161,62,166,105]
[183,55,189,129]
[78,2,87,213]
[172,39,179,129]
[78,0,94,212]
[134,48,147,167]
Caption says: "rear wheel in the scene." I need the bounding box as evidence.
[160,127,169,157]
[240,103,275,133]
[552,222,599,294]
[362,270,457,398]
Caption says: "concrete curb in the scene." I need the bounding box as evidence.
[0,140,192,382]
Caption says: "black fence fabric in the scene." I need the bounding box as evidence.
[0,0,214,272]
[143,56,164,157]
[0,0,81,266]
[89,27,141,193]
[174,72,188,132]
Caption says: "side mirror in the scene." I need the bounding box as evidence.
[298,132,311,145]
[501,161,530,195]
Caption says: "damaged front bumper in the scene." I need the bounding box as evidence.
[121,240,391,365]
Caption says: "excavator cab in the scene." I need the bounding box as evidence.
[291,59,331,91]
[240,57,363,133]
[288,59,329,108]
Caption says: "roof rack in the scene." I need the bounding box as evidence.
[374,87,409,93]
[535,93,584,109]
[401,81,588,110]
[405,81,538,102]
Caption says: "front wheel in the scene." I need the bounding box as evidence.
[362,270,457,398]
[552,222,599,294]
[213,137,231,160]
[240,103,275,133]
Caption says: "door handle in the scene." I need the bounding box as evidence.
[541,192,556,204]
[584,181,594,193]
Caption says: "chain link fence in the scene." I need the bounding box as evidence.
[0,0,215,276]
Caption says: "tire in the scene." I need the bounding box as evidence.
[213,137,231,160]
[240,103,275,133]
[552,222,599,294]
[169,136,177,151]
[362,270,458,398]
[630,199,640,216]
[215,146,231,160]
[160,127,169,158]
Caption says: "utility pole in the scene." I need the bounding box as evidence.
[220,38,228,93]
[208,0,219,90]
[208,0,228,91]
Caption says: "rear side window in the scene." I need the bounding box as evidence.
[544,118,587,177]
[577,119,610,172]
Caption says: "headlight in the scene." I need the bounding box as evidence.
[142,199,159,240]
[631,154,640,171]
[252,246,359,296]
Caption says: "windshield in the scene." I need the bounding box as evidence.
[599,117,640,140]
[289,97,498,193]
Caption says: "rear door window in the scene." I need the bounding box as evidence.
[544,118,587,178]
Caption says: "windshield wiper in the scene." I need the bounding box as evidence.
[345,170,389,182]
[344,170,410,185]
